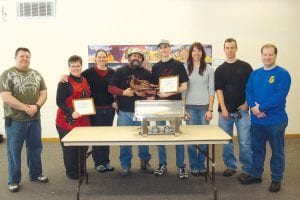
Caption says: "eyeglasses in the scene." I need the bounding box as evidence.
[69,64,81,68]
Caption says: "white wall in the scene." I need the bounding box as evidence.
[0,0,299,137]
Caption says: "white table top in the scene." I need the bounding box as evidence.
[62,125,231,146]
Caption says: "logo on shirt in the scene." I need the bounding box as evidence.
[161,68,173,76]
[3,70,42,94]
[268,76,275,84]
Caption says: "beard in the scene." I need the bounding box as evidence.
[130,59,142,69]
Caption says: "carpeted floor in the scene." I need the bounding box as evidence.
[0,138,299,200]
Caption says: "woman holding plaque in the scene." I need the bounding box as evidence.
[56,55,91,179]
[183,42,215,176]
[60,49,116,173]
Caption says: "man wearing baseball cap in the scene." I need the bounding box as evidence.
[152,40,190,179]
[157,39,171,47]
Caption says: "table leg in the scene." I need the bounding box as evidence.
[212,144,217,200]
[205,144,209,182]
[76,147,90,200]
[196,144,218,200]
[77,147,82,200]
[85,151,92,184]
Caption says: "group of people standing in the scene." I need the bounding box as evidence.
[0,38,291,194]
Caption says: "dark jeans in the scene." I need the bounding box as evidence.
[57,126,87,178]
[90,107,115,167]
[250,122,287,181]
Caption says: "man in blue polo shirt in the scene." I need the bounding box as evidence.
[240,44,291,193]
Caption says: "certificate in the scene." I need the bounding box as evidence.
[159,76,179,93]
[73,98,96,116]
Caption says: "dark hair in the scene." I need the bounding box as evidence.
[187,42,207,76]
[261,43,278,55]
[224,38,237,48]
[15,47,31,57]
[95,49,108,57]
[68,55,82,66]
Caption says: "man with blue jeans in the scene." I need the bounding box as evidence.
[108,48,153,176]
[151,40,189,179]
[215,38,253,179]
[240,44,291,193]
[0,47,48,192]
[155,121,187,179]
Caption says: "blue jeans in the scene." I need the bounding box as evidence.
[117,110,151,169]
[5,119,43,184]
[156,121,185,168]
[186,105,209,172]
[250,122,287,181]
[218,109,252,174]
[90,107,115,166]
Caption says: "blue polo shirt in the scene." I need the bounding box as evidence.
[246,65,291,125]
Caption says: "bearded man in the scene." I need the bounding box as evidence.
[108,48,154,176]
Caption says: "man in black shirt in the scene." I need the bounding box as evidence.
[152,40,190,179]
[215,38,252,179]
[108,48,153,176]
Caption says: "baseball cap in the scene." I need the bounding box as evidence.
[157,39,171,47]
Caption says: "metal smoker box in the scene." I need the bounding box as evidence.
[134,100,185,136]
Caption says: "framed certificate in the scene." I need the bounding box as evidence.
[73,98,96,116]
[159,75,179,93]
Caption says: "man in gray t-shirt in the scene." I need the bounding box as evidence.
[0,47,48,193]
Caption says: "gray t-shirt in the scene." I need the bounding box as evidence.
[184,64,215,105]
[0,66,47,121]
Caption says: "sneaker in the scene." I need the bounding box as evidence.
[154,164,167,176]
[239,174,262,185]
[8,183,19,193]
[140,159,154,174]
[190,169,200,176]
[105,164,115,172]
[32,175,49,183]
[238,172,249,181]
[96,164,115,173]
[199,170,207,176]
[178,168,189,179]
[223,168,236,177]
[190,169,206,176]
[269,181,281,192]
[120,168,130,176]
[96,165,107,173]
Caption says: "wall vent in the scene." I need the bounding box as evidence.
[16,0,55,18]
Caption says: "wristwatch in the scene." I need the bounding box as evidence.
[35,104,41,110]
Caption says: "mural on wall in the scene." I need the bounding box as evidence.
[88,44,212,70]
